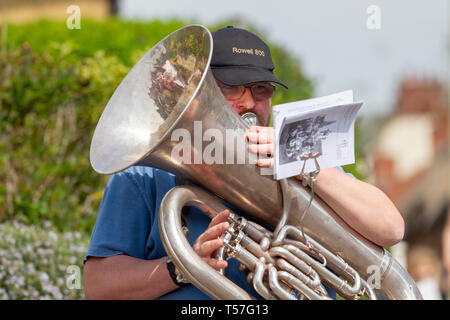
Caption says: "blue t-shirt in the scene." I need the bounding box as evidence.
[85,166,351,299]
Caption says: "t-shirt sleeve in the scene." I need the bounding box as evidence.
[84,170,154,262]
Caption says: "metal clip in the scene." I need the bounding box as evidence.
[298,152,321,244]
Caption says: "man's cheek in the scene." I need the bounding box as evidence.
[257,105,271,126]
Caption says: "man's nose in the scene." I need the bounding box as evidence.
[236,87,256,112]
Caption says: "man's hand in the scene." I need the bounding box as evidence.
[246,126,313,186]
[246,125,274,168]
[193,209,230,270]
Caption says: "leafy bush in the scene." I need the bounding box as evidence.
[5,19,187,67]
[0,220,88,299]
[0,41,127,233]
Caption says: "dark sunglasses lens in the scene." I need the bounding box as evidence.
[252,84,275,100]
[219,83,275,100]
[219,85,243,100]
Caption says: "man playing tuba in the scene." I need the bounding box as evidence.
[83,26,404,299]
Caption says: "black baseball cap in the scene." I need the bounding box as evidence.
[210,26,288,89]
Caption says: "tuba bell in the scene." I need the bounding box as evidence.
[89,25,422,300]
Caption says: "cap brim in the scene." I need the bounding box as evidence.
[211,66,288,89]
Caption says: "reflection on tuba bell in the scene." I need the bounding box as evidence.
[89,25,422,300]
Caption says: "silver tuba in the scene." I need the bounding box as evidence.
[89,25,422,300]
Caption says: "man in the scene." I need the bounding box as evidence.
[83,26,404,299]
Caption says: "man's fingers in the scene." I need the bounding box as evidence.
[247,143,273,156]
[246,126,275,166]
[195,221,229,248]
[209,209,230,227]
[256,157,274,168]
[246,126,274,144]
[204,258,228,270]
[198,238,224,257]
[246,132,274,144]
[248,125,272,134]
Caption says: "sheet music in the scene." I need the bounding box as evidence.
[272,90,362,180]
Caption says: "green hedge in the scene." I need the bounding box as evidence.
[0,41,126,233]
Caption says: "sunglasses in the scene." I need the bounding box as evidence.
[217,82,276,101]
